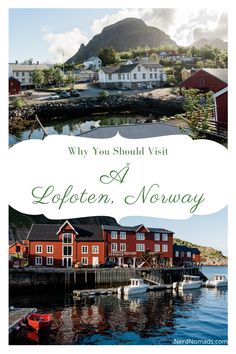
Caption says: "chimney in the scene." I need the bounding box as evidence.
[37,61,39,65]
[15,60,18,64]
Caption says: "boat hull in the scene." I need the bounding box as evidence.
[178,281,202,290]
[28,313,52,331]
[124,285,149,295]
[205,281,228,288]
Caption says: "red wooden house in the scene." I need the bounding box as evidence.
[214,87,228,125]
[179,68,227,93]
[9,76,21,95]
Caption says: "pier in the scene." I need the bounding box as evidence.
[9,307,37,334]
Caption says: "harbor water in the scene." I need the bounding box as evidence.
[9,266,228,345]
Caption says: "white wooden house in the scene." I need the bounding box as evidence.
[83,56,102,71]
[99,60,167,89]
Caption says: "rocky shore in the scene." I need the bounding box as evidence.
[9,95,184,133]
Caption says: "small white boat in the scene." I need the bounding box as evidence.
[118,278,149,296]
[205,275,228,288]
[173,275,202,290]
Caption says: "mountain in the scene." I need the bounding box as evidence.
[9,206,119,241]
[67,17,176,64]
[192,37,228,50]
[174,238,227,266]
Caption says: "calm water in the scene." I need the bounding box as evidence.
[9,266,228,345]
[9,115,150,145]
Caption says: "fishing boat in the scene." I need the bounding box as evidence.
[173,275,202,290]
[205,275,228,288]
[27,313,52,332]
[118,278,149,296]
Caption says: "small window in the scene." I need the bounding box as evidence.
[15,72,19,77]
[92,245,99,254]
[35,257,42,266]
[82,245,88,254]
[133,73,137,80]
[35,245,42,254]
[21,78,25,83]
[187,251,191,258]
[120,243,126,251]
[136,233,145,240]
[81,257,88,265]
[46,257,54,266]
[154,244,160,252]
[150,73,153,79]
[142,73,146,79]
[16,246,21,253]
[127,74,130,79]
[47,245,54,254]
[122,74,125,80]
[154,233,160,241]
[154,73,157,79]
[138,66,141,72]
[22,72,25,76]
[63,233,72,244]
[162,244,168,252]
[108,74,112,80]
[136,244,145,252]
[162,233,168,241]
[111,243,117,251]
[175,251,179,257]
[118,74,121,80]
[120,232,126,239]
[111,231,117,239]
[63,245,72,256]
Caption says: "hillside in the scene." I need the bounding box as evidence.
[174,238,227,266]
[67,17,176,64]
[192,37,228,50]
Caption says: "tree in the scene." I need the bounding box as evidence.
[43,67,54,86]
[98,46,118,66]
[52,68,64,85]
[32,69,44,87]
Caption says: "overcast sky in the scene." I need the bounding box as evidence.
[9,8,227,63]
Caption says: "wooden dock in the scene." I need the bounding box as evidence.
[9,307,37,334]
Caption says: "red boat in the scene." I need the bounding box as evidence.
[27,313,52,332]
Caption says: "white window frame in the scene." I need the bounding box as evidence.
[46,245,54,254]
[46,257,54,266]
[136,233,145,240]
[162,244,168,252]
[63,245,73,256]
[92,245,99,254]
[120,243,126,251]
[175,251,179,257]
[136,244,145,252]
[81,257,88,265]
[162,233,168,241]
[35,245,42,254]
[154,244,160,252]
[187,251,191,258]
[35,256,42,266]
[111,243,117,251]
[154,233,160,241]
[62,233,72,244]
[111,231,118,239]
[120,232,126,239]
[82,245,88,254]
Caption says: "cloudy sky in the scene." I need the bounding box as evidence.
[9,8,227,63]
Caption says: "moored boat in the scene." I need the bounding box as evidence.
[173,275,202,290]
[118,278,149,296]
[205,275,228,288]
[27,313,52,332]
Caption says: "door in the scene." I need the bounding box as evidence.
[62,257,72,268]
[92,257,99,267]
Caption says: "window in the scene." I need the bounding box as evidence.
[22,72,25,76]
[150,73,153,79]
[162,244,168,252]
[142,73,146,79]
[154,233,160,241]
[138,66,141,72]
[63,246,72,256]
[136,244,145,252]
[192,253,196,259]
[120,232,126,239]
[35,245,42,254]
[81,257,88,265]
[133,73,137,80]
[92,245,99,254]
[118,74,121,80]
[136,233,145,240]
[111,243,117,251]
[187,252,191,258]
[21,78,25,83]
[175,251,179,257]
[154,73,157,79]
[15,72,19,77]
[154,244,160,252]
[46,245,53,254]
[35,257,42,266]
[29,78,32,83]
[111,231,117,239]
[162,233,168,241]
[108,74,112,80]
[82,245,88,254]
[46,257,54,266]
[122,74,125,80]
[127,74,130,79]
[120,243,126,251]
[63,233,72,244]
[16,246,21,253]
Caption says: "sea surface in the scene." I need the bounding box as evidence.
[9,266,228,345]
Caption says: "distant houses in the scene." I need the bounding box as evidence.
[98,58,167,89]
[83,56,102,71]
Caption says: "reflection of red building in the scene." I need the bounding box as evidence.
[24,221,174,268]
